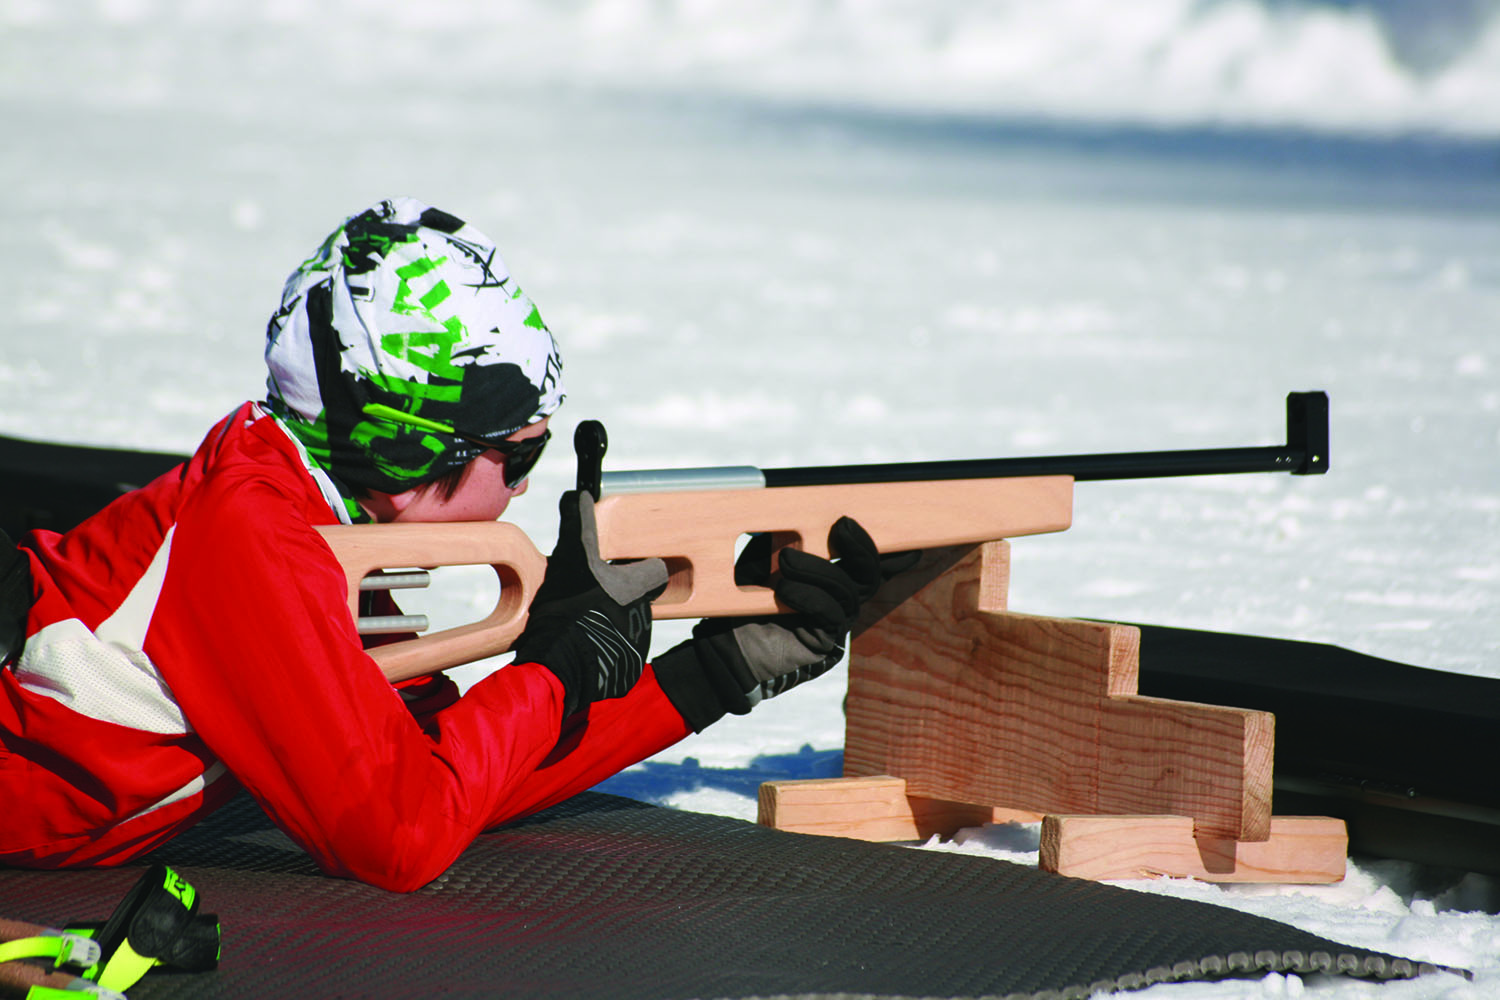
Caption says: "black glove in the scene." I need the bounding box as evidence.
[654,516,919,732]
[512,491,669,718]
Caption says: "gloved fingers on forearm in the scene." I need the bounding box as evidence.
[827,515,886,602]
[732,532,774,588]
[826,515,923,600]
[774,547,860,632]
[654,516,905,733]
[828,514,926,583]
[770,517,891,624]
[738,518,917,606]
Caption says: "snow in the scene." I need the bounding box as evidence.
[3,2,1498,996]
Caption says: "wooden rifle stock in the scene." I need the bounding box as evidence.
[317,475,1075,683]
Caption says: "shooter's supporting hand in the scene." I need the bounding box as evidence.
[512,491,669,719]
[653,516,917,731]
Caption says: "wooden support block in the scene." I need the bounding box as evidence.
[846,542,1275,842]
[758,776,1033,842]
[1040,815,1348,883]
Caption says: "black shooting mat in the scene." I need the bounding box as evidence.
[0,792,1441,1000]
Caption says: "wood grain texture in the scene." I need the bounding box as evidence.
[1040,815,1347,883]
[846,543,1274,842]
[757,776,1030,842]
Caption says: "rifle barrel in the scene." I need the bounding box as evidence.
[598,391,1328,495]
[761,444,1308,488]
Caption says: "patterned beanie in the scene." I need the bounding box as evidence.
[264,197,563,501]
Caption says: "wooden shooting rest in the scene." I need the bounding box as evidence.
[758,541,1348,884]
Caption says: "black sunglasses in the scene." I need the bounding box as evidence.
[486,428,550,489]
[363,404,550,489]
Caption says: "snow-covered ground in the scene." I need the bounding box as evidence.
[3,2,1498,996]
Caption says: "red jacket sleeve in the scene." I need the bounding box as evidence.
[150,470,688,891]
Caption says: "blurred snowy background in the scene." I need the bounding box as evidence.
[3,2,1498,995]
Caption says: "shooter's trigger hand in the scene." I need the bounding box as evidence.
[511,490,668,718]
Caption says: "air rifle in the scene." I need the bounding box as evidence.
[318,391,1328,683]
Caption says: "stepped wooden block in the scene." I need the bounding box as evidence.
[846,541,1275,843]
[1041,815,1348,883]
[758,775,1041,842]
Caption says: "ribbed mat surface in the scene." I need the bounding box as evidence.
[0,792,1436,999]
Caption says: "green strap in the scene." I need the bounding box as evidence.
[0,936,60,964]
[0,932,98,969]
[89,939,155,994]
[24,983,125,999]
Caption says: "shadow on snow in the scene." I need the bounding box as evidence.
[592,745,845,804]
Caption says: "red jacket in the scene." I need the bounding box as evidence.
[1,403,691,890]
